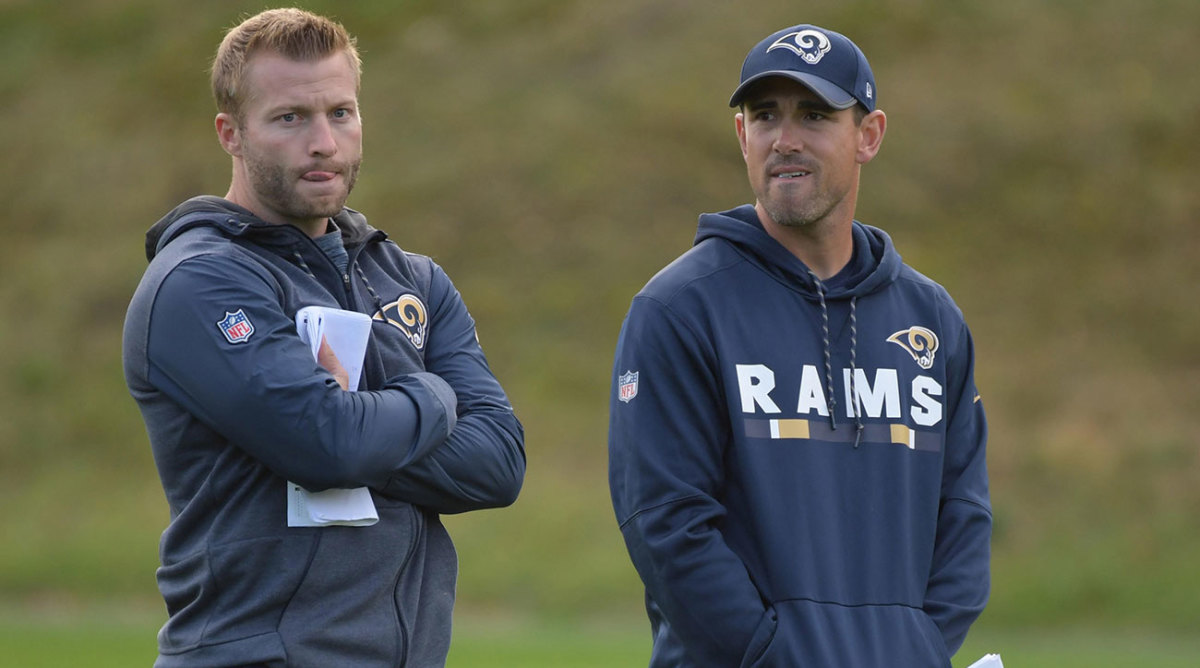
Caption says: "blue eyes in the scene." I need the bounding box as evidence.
[278,110,352,123]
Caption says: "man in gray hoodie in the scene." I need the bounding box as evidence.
[123,9,525,666]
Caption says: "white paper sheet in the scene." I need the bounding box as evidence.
[287,306,378,527]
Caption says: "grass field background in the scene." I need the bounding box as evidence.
[2,0,1198,664]
[3,608,1200,667]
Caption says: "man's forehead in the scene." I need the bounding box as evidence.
[241,51,358,106]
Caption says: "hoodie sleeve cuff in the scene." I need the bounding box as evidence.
[407,371,458,439]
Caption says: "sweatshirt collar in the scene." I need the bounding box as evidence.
[145,196,384,261]
[693,204,900,299]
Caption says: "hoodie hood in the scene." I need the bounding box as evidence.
[145,196,383,262]
[694,204,902,300]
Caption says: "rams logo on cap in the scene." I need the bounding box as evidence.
[887,326,939,370]
[375,294,428,350]
[767,29,832,65]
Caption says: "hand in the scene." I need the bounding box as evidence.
[317,335,350,390]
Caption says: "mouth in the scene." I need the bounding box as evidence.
[769,162,814,180]
[771,164,813,180]
[301,171,339,182]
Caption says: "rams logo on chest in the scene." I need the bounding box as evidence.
[887,326,939,370]
[374,294,428,350]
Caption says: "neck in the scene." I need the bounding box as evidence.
[756,204,854,280]
[224,184,328,239]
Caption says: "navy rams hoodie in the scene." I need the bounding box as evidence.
[609,205,990,667]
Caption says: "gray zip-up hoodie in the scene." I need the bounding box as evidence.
[123,197,525,667]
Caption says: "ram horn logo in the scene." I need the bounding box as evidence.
[767,29,832,65]
[374,294,428,350]
[887,326,939,370]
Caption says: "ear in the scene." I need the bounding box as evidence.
[735,112,749,161]
[856,109,886,164]
[215,112,242,157]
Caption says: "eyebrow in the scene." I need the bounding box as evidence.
[264,98,357,115]
[746,99,779,112]
[745,98,836,114]
[799,100,837,113]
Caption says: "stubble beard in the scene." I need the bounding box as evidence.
[245,151,362,222]
[759,181,837,229]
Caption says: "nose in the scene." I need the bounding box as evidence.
[308,117,338,157]
[773,118,804,154]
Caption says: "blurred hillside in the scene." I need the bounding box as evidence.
[1,0,1198,636]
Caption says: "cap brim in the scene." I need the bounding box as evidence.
[728,71,858,109]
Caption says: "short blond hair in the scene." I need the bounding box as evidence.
[211,8,361,119]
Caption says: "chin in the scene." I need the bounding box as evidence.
[300,194,349,218]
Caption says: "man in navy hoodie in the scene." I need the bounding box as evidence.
[123,8,524,667]
[609,24,990,667]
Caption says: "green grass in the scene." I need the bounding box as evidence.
[954,626,1200,668]
[3,609,1199,668]
[446,617,651,667]
[0,615,155,668]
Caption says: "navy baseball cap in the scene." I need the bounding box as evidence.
[729,25,876,111]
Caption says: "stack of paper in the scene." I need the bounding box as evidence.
[286,306,379,528]
[295,305,371,391]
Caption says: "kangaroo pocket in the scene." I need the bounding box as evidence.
[752,599,951,667]
[277,507,419,666]
[158,507,425,667]
[154,631,288,668]
[156,534,314,655]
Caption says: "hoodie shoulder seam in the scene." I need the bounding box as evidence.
[640,239,748,305]
[893,267,961,314]
[152,233,281,297]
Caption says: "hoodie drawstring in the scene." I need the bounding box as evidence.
[292,249,388,319]
[811,274,838,432]
[809,272,865,448]
[291,250,314,277]
[354,263,389,319]
[847,296,863,448]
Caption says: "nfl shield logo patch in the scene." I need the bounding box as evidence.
[217,309,255,344]
[618,370,639,403]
